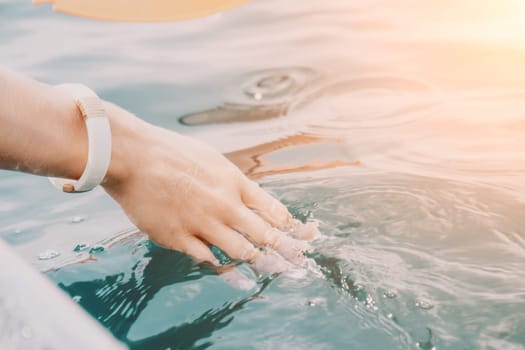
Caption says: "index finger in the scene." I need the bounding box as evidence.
[241,179,319,240]
[241,179,292,227]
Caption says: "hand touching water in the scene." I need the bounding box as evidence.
[102,108,317,265]
[0,67,317,267]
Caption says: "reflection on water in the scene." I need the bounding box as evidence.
[50,237,273,349]
[49,171,525,349]
[179,67,319,126]
[225,134,360,179]
[2,0,525,349]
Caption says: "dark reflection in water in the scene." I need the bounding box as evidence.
[58,247,203,339]
[179,67,319,126]
[47,170,525,349]
[130,279,272,350]
[55,240,373,349]
[55,243,273,349]
[180,102,288,126]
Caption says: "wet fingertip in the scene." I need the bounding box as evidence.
[221,268,257,291]
[263,227,284,248]
[270,235,310,265]
[252,249,290,275]
[276,218,313,238]
[281,235,311,251]
[301,221,321,240]
[209,257,221,267]
[239,245,260,263]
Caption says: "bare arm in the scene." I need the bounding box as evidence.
[0,66,315,263]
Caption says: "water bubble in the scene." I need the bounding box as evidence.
[387,312,394,319]
[306,297,326,307]
[416,342,437,350]
[179,67,318,126]
[415,327,437,350]
[89,245,105,254]
[416,300,434,310]
[38,249,60,260]
[73,243,90,252]
[354,283,364,291]
[364,294,378,311]
[243,73,295,101]
[383,290,397,299]
[71,216,85,224]
[72,296,82,303]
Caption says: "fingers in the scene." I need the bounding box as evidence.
[228,206,278,246]
[241,179,320,240]
[228,207,311,264]
[241,180,293,228]
[176,235,219,265]
[197,224,259,262]
[284,220,320,240]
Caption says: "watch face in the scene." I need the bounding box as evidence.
[33,0,249,22]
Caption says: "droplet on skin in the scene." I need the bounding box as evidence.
[38,249,60,260]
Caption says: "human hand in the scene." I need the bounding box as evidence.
[102,104,317,265]
[0,67,316,267]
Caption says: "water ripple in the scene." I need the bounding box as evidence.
[289,76,440,136]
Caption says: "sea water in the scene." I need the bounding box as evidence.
[1,0,525,349]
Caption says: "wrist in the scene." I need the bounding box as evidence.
[100,102,151,190]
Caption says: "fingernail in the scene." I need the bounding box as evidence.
[276,236,311,264]
[264,227,283,248]
[240,246,259,262]
[252,250,289,275]
[295,221,320,240]
[278,218,302,234]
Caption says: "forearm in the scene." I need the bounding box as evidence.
[0,66,315,266]
[0,66,145,184]
[0,66,89,179]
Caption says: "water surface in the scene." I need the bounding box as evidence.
[1,0,525,349]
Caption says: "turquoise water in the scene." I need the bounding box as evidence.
[2,0,525,349]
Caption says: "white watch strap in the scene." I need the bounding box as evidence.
[49,84,112,193]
